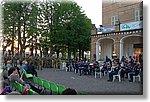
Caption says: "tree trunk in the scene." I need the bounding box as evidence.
[56,50,59,58]
[68,47,71,61]
[40,47,42,57]
[43,47,48,56]
[18,22,22,56]
[62,51,65,60]
[79,49,81,60]
[30,37,34,56]
[73,49,76,59]
[11,41,14,55]
[82,50,84,59]
[22,20,26,57]
[35,38,37,56]
[11,26,15,55]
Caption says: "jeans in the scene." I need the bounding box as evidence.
[109,71,118,81]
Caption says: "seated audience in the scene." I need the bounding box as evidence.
[8,67,42,94]
[62,88,77,95]
[128,62,141,82]
[6,60,13,70]
[27,61,38,77]
[107,63,121,82]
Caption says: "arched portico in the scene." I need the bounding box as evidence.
[120,34,143,60]
[91,29,143,61]
[96,37,115,61]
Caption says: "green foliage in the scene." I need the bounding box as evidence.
[2,0,92,59]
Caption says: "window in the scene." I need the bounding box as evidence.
[135,10,143,21]
[140,10,143,20]
[135,10,139,21]
[112,0,116,3]
[111,16,118,25]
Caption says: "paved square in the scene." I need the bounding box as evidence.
[36,68,142,95]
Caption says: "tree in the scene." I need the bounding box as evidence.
[2,0,92,61]
[3,2,19,55]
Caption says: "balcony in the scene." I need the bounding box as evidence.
[91,28,143,38]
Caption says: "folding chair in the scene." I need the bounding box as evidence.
[32,76,38,85]
[113,69,122,82]
[49,82,58,94]
[15,82,24,93]
[37,78,43,87]
[57,84,65,94]
[95,66,103,78]
[22,68,33,78]
[43,80,50,90]
[28,89,38,95]
[133,74,141,82]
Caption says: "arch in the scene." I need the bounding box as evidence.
[96,37,115,61]
[119,34,143,60]
[96,37,115,43]
[120,34,142,42]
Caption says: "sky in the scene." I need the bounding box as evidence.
[74,0,102,28]
[0,0,102,28]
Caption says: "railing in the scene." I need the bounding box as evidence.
[91,29,143,38]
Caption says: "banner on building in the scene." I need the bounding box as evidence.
[97,25,115,33]
[120,21,143,31]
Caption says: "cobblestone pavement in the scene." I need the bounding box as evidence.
[36,68,143,95]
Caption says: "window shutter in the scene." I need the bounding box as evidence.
[115,16,119,24]
[135,10,140,21]
[140,10,143,20]
[111,16,115,25]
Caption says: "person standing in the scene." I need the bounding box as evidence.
[37,56,42,70]
[27,61,38,77]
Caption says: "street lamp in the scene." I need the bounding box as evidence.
[112,51,117,59]
[97,25,103,33]
[99,25,103,27]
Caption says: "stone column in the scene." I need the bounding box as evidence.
[90,39,96,61]
[114,40,124,60]
[96,42,100,61]
[114,41,116,54]
[114,40,120,60]
[120,40,124,61]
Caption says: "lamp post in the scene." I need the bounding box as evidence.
[99,25,103,32]
[112,51,117,60]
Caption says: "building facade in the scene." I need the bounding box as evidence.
[91,0,143,61]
